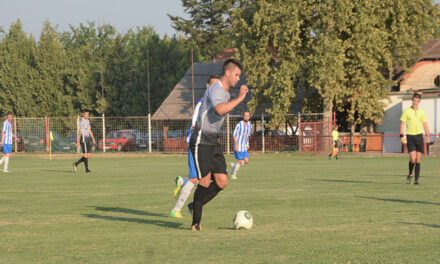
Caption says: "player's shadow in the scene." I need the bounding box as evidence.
[357,196,440,206]
[307,179,376,184]
[398,222,440,228]
[83,214,182,229]
[42,169,75,173]
[88,206,167,217]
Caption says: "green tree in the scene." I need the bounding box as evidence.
[234,0,439,129]
[0,20,38,116]
[169,0,240,60]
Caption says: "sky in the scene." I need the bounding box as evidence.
[0,0,187,37]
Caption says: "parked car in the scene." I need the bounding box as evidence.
[123,129,147,149]
[98,130,137,151]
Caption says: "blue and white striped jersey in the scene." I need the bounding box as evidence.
[187,98,204,144]
[2,119,13,144]
[233,121,252,152]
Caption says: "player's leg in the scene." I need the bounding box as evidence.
[406,135,417,184]
[413,135,424,184]
[231,151,245,179]
[73,142,86,171]
[193,147,228,223]
[3,145,12,172]
[191,144,213,230]
[84,142,91,173]
[171,150,198,217]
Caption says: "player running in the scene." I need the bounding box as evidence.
[73,110,96,173]
[170,75,220,218]
[230,111,252,179]
[400,93,430,185]
[188,59,248,231]
[328,124,340,160]
[0,112,15,172]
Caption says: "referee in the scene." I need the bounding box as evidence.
[73,110,96,173]
[400,93,430,185]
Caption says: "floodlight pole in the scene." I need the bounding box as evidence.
[191,47,195,111]
[100,53,106,152]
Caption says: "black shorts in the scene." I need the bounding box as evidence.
[190,143,227,180]
[334,140,339,148]
[80,138,92,153]
[407,134,424,153]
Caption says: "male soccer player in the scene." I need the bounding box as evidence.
[188,59,249,230]
[230,111,252,179]
[170,75,220,218]
[328,124,339,160]
[73,110,96,173]
[400,93,430,185]
[0,112,15,172]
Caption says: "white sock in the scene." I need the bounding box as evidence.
[232,162,241,175]
[173,181,195,212]
[0,156,4,165]
[4,156,9,171]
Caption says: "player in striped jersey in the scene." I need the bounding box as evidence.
[231,111,252,179]
[170,75,220,218]
[0,112,15,172]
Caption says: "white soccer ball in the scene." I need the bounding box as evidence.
[233,210,253,230]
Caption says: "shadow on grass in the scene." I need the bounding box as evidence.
[83,214,182,229]
[357,196,440,206]
[308,179,376,184]
[398,222,440,228]
[88,206,167,217]
[42,169,75,173]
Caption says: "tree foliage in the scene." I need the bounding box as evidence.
[168,0,241,60]
[234,0,440,127]
[0,20,199,117]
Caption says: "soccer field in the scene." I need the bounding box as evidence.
[1,153,439,263]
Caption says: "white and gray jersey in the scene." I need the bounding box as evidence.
[79,118,91,140]
[191,81,230,145]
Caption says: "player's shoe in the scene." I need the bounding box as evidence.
[173,176,183,199]
[72,163,77,172]
[231,174,237,180]
[191,223,202,231]
[414,181,419,185]
[406,174,412,184]
[170,210,183,218]
[3,169,11,173]
[328,154,331,160]
[86,169,92,173]
[187,202,194,215]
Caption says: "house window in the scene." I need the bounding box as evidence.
[435,75,440,87]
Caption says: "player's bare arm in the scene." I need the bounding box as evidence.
[214,85,249,116]
[423,122,430,143]
[76,130,82,148]
[89,128,96,145]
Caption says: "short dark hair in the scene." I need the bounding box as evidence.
[412,93,421,100]
[207,75,220,84]
[222,59,242,76]
[83,109,90,113]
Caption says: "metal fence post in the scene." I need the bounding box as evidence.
[227,113,230,155]
[298,112,301,153]
[45,116,49,153]
[76,115,80,154]
[148,113,152,153]
[102,114,106,153]
[14,116,17,153]
[262,114,265,153]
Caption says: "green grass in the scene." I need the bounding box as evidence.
[1,153,440,263]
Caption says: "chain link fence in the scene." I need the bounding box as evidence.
[8,114,440,156]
